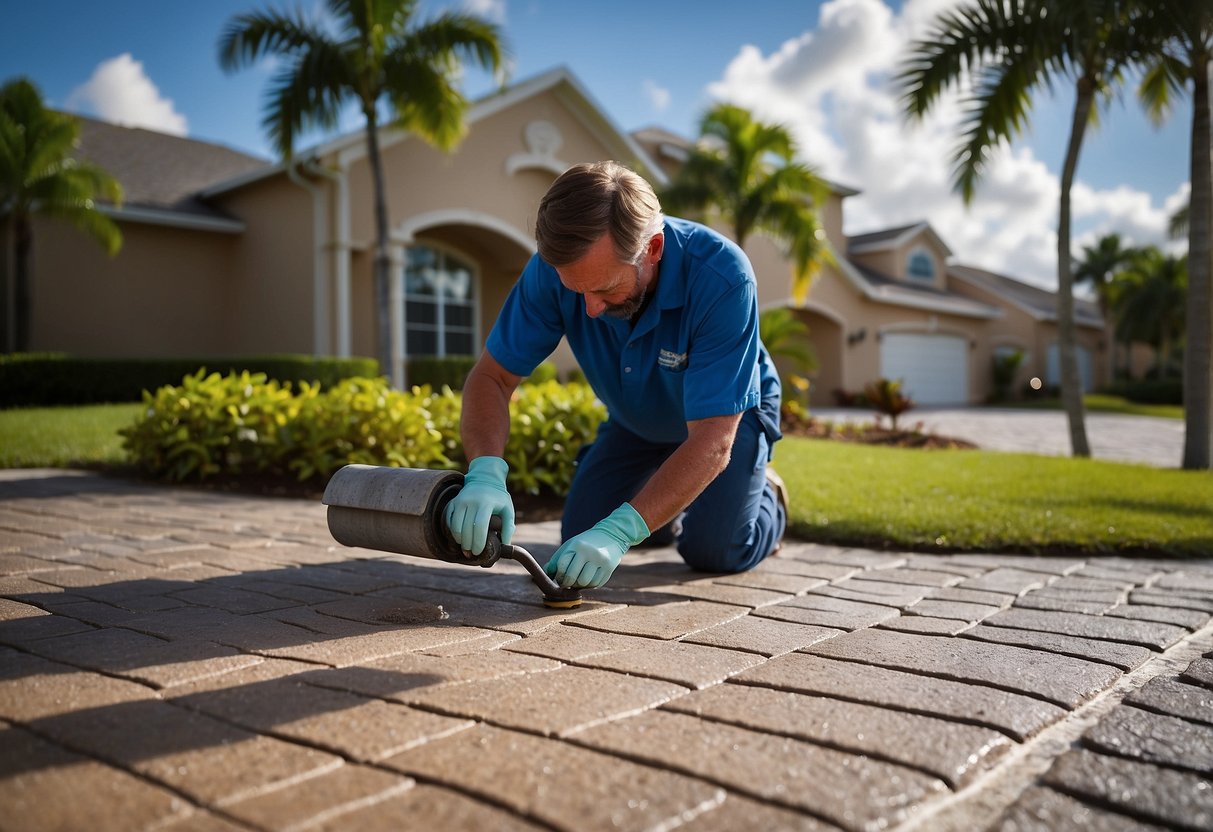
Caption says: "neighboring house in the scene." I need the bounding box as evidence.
[22,66,1118,405]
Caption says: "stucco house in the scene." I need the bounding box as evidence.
[16,66,1115,406]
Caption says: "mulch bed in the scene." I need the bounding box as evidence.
[781,414,978,450]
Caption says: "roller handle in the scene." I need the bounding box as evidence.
[447,510,582,606]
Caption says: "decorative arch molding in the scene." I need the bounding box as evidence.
[392,209,536,254]
[505,120,569,177]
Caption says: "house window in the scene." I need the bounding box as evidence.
[404,245,477,357]
[907,248,935,281]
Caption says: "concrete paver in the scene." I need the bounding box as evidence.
[0,469,1211,830]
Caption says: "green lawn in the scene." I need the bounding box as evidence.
[3,404,1211,557]
[773,437,1213,557]
[0,403,141,468]
[1006,394,1183,420]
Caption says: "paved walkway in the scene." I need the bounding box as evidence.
[812,407,1186,468]
[1,469,1211,831]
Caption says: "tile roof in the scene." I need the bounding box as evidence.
[949,264,1104,327]
[847,260,1001,318]
[846,222,925,251]
[71,115,270,218]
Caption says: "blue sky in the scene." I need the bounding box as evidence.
[1,0,1193,287]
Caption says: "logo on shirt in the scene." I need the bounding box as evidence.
[658,348,688,371]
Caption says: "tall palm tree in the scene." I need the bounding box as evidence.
[899,0,1141,459]
[219,0,505,380]
[1075,232,1138,377]
[1136,0,1213,469]
[0,78,122,353]
[659,103,830,303]
[1108,247,1187,378]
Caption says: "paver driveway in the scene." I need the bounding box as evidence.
[1,469,1211,831]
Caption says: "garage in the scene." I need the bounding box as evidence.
[1046,344,1094,392]
[879,332,969,405]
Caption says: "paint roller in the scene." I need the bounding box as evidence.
[323,464,582,608]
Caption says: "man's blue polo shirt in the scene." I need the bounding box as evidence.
[486,217,781,445]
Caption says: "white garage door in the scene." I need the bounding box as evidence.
[879,333,969,405]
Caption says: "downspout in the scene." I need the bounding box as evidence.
[286,159,330,357]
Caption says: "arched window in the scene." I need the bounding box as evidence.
[404,245,477,357]
[907,247,935,281]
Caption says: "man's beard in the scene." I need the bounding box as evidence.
[601,280,647,320]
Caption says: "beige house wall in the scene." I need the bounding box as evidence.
[214,176,316,355]
[327,88,630,373]
[28,218,237,356]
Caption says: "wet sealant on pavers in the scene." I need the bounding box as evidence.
[0,469,1211,831]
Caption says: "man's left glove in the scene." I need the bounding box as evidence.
[444,456,516,556]
[545,502,649,589]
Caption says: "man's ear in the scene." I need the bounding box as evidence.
[647,232,665,264]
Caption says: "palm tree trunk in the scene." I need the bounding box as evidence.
[1058,79,1094,457]
[1183,52,1212,469]
[363,107,395,384]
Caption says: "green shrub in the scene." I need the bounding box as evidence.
[121,370,604,496]
[120,369,305,481]
[406,355,477,390]
[1106,378,1183,406]
[287,378,460,481]
[504,381,606,495]
[1,353,379,408]
[521,362,559,385]
[863,378,914,430]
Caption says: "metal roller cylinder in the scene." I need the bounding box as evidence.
[323,465,465,561]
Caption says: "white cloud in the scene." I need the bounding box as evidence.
[463,0,507,24]
[704,0,1178,289]
[67,54,187,136]
[643,80,671,113]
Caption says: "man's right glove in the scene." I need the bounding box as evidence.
[443,456,516,556]
[544,502,649,589]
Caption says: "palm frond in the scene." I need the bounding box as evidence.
[217,9,332,71]
[400,13,507,81]
[953,56,1045,202]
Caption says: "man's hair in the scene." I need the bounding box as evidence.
[535,161,664,267]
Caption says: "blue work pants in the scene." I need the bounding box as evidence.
[561,408,785,573]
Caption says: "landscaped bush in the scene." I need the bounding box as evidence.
[0,353,379,408]
[119,369,306,481]
[864,378,914,430]
[405,355,477,390]
[1106,378,1183,406]
[287,378,461,481]
[505,380,606,495]
[121,370,607,496]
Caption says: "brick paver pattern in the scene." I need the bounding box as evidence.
[0,471,1211,831]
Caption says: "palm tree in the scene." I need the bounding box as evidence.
[0,78,122,353]
[219,0,505,380]
[759,306,817,373]
[1075,232,1138,377]
[899,0,1141,459]
[1136,0,1213,469]
[659,103,830,303]
[1108,247,1187,378]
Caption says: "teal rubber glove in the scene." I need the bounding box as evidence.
[444,456,516,556]
[545,502,649,589]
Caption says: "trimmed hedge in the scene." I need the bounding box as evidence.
[120,370,606,496]
[1106,378,1183,406]
[0,353,380,408]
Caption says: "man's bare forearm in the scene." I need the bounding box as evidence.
[629,413,741,532]
[460,354,521,460]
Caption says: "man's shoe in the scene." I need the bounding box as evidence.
[765,466,789,556]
